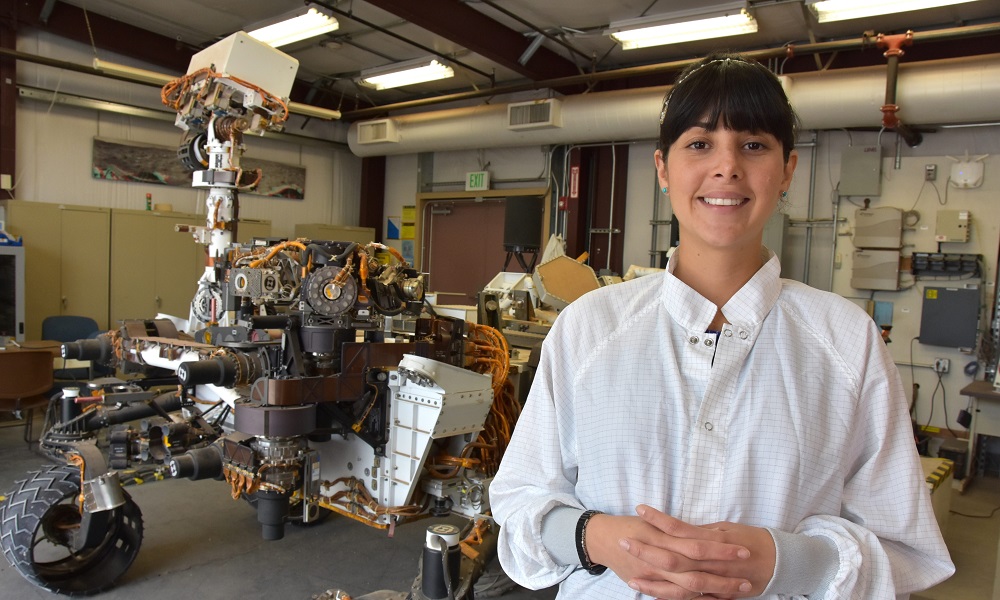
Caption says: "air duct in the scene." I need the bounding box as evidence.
[348,54,1000,157]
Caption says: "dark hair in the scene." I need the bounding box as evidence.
[658,52,798,162]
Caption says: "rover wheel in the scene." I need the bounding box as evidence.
[0,464,143,595]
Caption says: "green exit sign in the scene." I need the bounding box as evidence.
[465,171,490,191]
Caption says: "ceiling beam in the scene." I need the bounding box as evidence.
[362,0,581,82]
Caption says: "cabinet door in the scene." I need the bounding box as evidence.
[60,207,110,329]
[110,211,159,324]
[154,214,204,320]
[111,211,206,324]
[235,219,271,244]
[6,202,62,339]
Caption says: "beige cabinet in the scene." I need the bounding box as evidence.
[110,209,202,324]
[109,210,271,325]
[2,200,111,339]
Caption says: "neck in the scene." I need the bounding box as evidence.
[672,244,765,313]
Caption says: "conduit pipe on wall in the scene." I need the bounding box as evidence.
[348,54,1000,157]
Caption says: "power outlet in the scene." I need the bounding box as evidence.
[925,164,937,181]
[933,358,950,373]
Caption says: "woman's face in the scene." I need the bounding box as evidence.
[655,119,797,256]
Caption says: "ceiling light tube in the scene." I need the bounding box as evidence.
[607,3,757,50]
[246,5,339,48]
[92,59,174,86]
[807,0,980,23]
[359,58,455,90]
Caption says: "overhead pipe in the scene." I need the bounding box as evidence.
[348,54,1000,156]
[877,31,922,148]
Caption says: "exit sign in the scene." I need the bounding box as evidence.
[465,171,490,191]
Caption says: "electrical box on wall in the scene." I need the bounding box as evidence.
[851,249,900,291]
[935,210,970,242]
[853,207,902,249]
[919,286,979,348]
[839,146,882,196]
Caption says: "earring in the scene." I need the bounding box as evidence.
[662,187,668,194]
[780,191,788,199]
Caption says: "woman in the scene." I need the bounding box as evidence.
[490,53,954,599]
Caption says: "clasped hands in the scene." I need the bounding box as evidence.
[585,505,776,600]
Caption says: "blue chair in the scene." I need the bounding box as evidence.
[41,315,100,343]
[41,316,101,381]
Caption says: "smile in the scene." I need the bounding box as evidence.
[700,197,748,206]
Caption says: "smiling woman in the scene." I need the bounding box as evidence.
[490,51,955,600]
[654,55,798,316]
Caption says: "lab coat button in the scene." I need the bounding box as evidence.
[689,336,699,344]
[704,422,714,431]
[738,330,749,340]
[704,339,714,347]
[723,330,733,337]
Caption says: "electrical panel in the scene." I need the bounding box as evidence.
[911,252,981,277]
[935,210,970,242]
[919,286,979,349]
[853,207,902,249]
[851,249,900,291]
[839,146,882,196]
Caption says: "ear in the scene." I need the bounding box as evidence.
[782,149,799,188]
[654,149,669,189]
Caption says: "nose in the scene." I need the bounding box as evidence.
[713,145,743,180]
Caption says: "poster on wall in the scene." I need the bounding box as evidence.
[401,204,416,240]
[401,240,414,265]
[91,137,306,199]
[387,216,401,240]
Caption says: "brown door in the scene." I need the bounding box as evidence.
[422,199,508,304]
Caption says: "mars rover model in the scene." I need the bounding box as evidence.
[0,34,517,598]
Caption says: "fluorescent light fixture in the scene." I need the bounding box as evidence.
[92,59,174,86]
[246,5,339,48]
[607,3,757,50]
[358,58,455,90]
[807,0,980,23]
[288,101,342,120]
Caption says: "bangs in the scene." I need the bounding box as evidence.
[660,57,797,160]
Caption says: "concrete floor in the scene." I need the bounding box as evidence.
[0,415,997,600]
[0,418,557,600]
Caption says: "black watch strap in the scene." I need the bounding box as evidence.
[575,509,607,575]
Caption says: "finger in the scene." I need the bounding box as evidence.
[622,530,749,563]
[630,573,752,600]
[636,506,750,560]
[627,578,700,600]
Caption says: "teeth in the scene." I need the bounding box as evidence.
[701,197,745,206]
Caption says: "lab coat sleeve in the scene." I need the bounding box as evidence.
[490,312,586,589]
[784,323,955,599]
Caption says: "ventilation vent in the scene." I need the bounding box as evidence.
[507,98,562,130]
[357,118,400,144]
